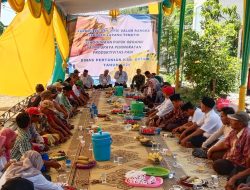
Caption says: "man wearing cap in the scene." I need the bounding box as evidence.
[114,64,128,88]
[158,94,188,131]
[98,70,112,89]
[80,69,94,89]
[180,97,222,148]
[146,86,174,126]
[173,102,204,139]
[25,107,48,152]
[206,111,250,190]
[131,69,145,91]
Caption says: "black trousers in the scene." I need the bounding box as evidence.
[189,135,207,148]
[94,84,112,89]
[213,159,248,187]
[114,82,127,88]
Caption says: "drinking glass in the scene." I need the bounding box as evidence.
[80,140,85,147]
[211,175,219,188]
[57,174,67,183]
[118,157,123,165]
[151,143,157,151]
[113,155,118,163]
[89,143,93,151]
[156,143,161,151]
[100,173,107,183]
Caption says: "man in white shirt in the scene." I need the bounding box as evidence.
[98,69,112,89]
[173,102,204,139]
[80,69,94,89]
[202,107,235,149]
[146,86,174,126]
[180,97,222,148]
[114,64,128,88]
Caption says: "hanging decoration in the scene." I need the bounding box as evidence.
[8,0,25,12]
[42,0,54,25]
[109,9,120,22]
[27,0,42,18]
[162,0,181,16]
[6,0,54,25]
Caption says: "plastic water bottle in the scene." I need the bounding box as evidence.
[92,103,98,115]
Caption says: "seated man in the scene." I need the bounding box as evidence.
[98,69,112,89]
[131,69,145,91]
[11,112,60,170]
[40,100,71,141]
[204,107,235,152]
[180,97,222,148]
[192,107,234,159]
[80,69,94,89]
[146,86,174,126]
[40,90,68,119]
[158,94,188,131]
[27,84,45,108]
[11,112,33,161]
[210,112,250,190]
[25,107,49,152]
[114,64,128,88]
[173,102,204,139]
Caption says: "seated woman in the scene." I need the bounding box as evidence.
[142,78,161,108]
[0,128,17,177]
[0,150,63,190]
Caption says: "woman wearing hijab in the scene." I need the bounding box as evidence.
[0,150,63,190]
[143,78,161,108]
[0,129,17,177]
[0,128,17,162]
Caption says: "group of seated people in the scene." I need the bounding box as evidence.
[0,71,93,189]
[146,87,250,190]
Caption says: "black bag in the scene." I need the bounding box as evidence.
[192,148,208,159]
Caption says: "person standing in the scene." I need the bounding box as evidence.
[114,64,128,88]
[98,70,112,88]
[131,69,145,91]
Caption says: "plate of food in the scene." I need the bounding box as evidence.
[97,114,107,118]
[141,166,170,178]
[75,156,96,169]
[50,151,67,161]
[111,109,123,114]
[124,120,138,124]
[148,152,163,164]
[179,176,205,187]
[131,124,140,131]
[140,127,161,135]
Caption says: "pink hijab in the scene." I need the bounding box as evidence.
[0,128,17,161]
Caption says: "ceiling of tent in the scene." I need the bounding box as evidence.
[55,0,161,15]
